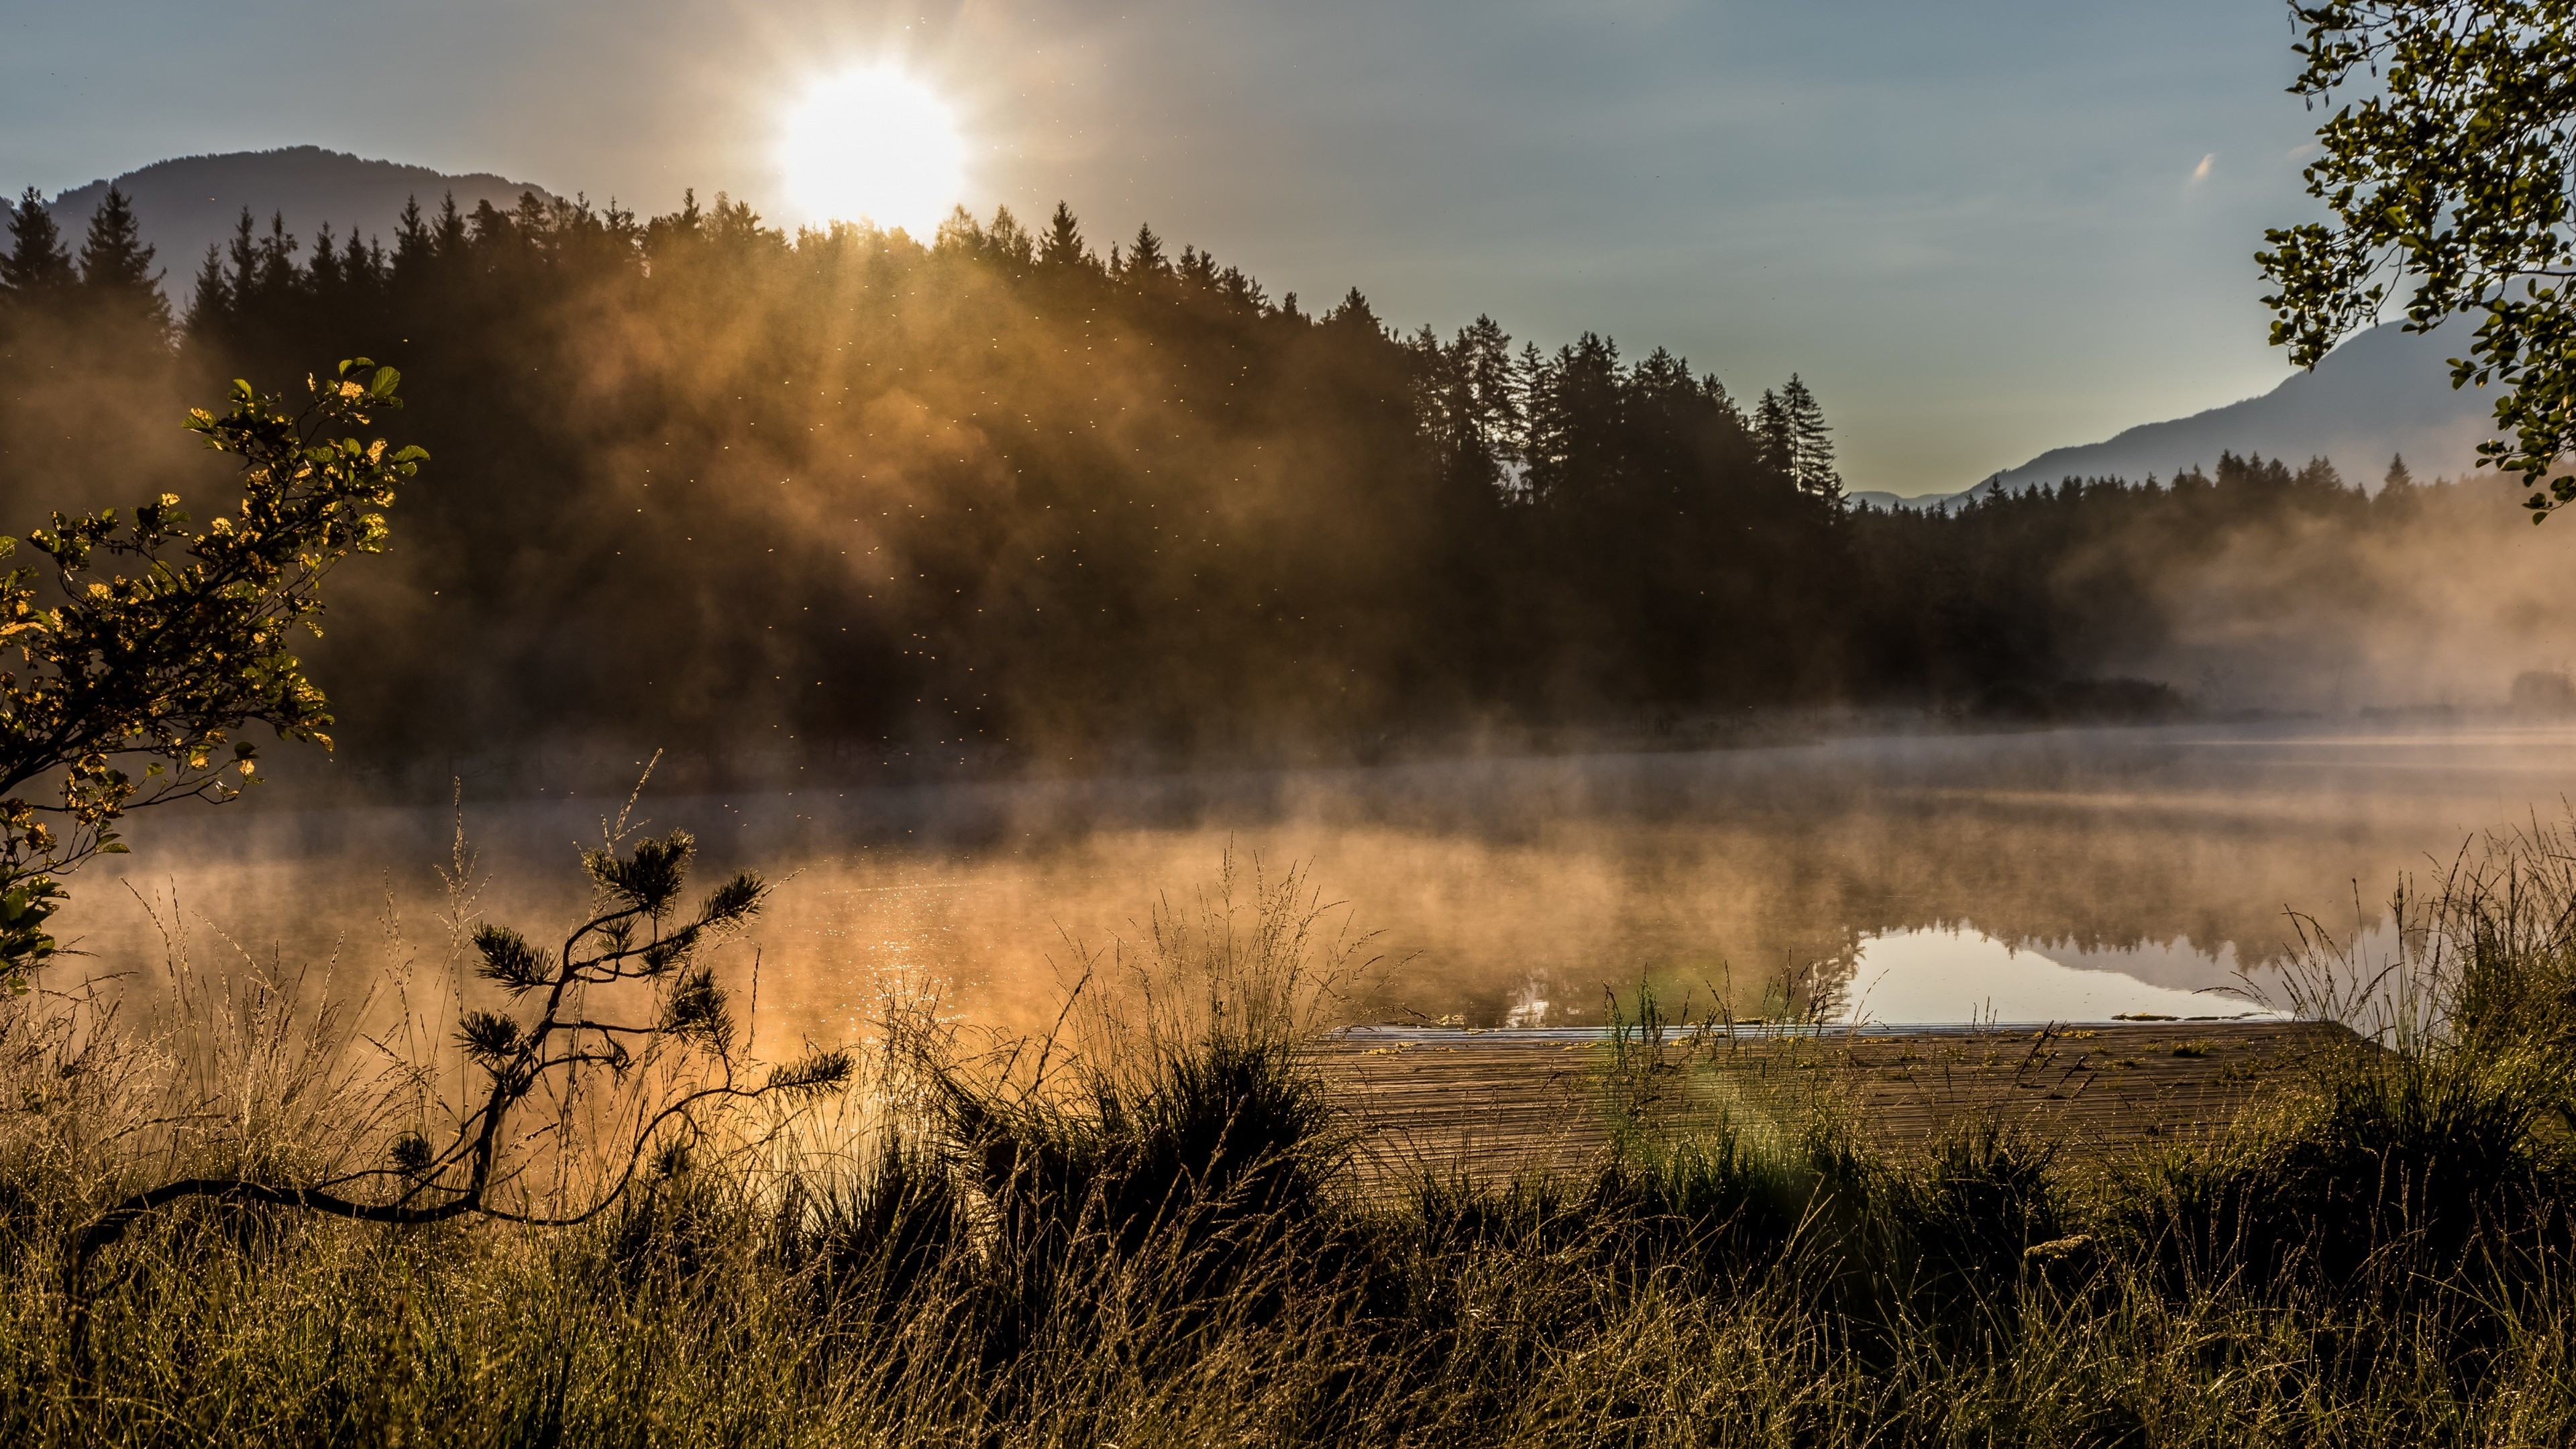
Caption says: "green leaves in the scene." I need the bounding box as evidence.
[2263,1,2576,519]
[0,877,62,990]
[0,364,425,987]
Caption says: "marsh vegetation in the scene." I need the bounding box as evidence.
[2,814,2575,1446]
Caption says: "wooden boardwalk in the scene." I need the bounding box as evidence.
[1310,1020,2351,1183]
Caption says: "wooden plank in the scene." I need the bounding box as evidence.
[1309,1020,2351,1184]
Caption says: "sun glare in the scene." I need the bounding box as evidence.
[779,66,966,237]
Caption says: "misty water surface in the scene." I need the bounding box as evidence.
[62,720,2576,1049]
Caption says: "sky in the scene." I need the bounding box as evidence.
[0,1,2330,496]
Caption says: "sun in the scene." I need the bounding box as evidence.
[778,66,967,237]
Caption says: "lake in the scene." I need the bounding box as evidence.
[64,719,2576,1050]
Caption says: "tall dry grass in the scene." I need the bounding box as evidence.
[5,832,2576,1444]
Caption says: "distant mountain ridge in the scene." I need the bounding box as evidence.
[47,147,554,293]
[1968,321,2499,499]
[1848,488,1968,511]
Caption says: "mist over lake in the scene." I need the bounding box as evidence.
[75,718,2574,1042]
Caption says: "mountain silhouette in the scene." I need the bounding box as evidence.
[1973,320,2499,496]
[46,147,555,293]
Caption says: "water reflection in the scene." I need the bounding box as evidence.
[1843,928,2266,1024]
[64,720,2576,1035]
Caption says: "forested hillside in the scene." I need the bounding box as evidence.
[0,184,2561,779]
[44,148,551,305]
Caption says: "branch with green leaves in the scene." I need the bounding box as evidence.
[2261,0,2576,519]
[0,360,424,985]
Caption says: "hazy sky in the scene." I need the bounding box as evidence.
[2,1,2326,494]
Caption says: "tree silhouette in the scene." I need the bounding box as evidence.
[73,186,171,341]
[1,188,76,303]
[1040,201,1088,269]
[1780,374,1842,504]
[1126,222,1169,282]
[1754,386,1792,477]
[3,182,2450,765]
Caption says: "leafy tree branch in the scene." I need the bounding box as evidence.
[2262,0,2576,519]
[0,361,424,983]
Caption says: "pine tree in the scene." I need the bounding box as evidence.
[1324,287,1383,337]
[1754,387,1792,476]
[986,205,1034,268]
[2383,452,2416,492]
[1418,315,1522,498]
[221,208,259,303]
[1701,373,1748,433]
[392,195,433,276]
[309,223,344,292]
[1126,222,1169,280]
[932,205,985,256]
[1779,374,1841,504]
[2,187,77,299]
[1519,333,1621,505]
[76,186,172,340]
[432,193,468,256]
[257,213,299,300]
[1218,265,1264,311]
[1457,314,1520,464]
[185,244,229,336]
[1040,203,1087,268]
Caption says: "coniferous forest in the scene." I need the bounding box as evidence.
[0,185,2546,779]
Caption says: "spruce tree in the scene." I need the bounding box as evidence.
[1126,222,1168,280]
[1040,202,1086,268]
[1516,341,1560,498]
[393,195,433,275]
[1701,372,1748,433]
[2383,452,2415,492]
[185,244,229,338]
[431,193,467,256]
[1457,315,1520,464]
[75,185,173,340]
[1780,374,1842,504]
[1754,387,1792,476]
[2,187,77,299]
[254,212,300,302]
[1325,287,1383,336]
[221,208,259,304]
[1219,265,1264,310]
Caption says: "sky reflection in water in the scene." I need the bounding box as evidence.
[70,720,2576,1038]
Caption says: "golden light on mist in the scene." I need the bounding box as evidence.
[778,65,967,237]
